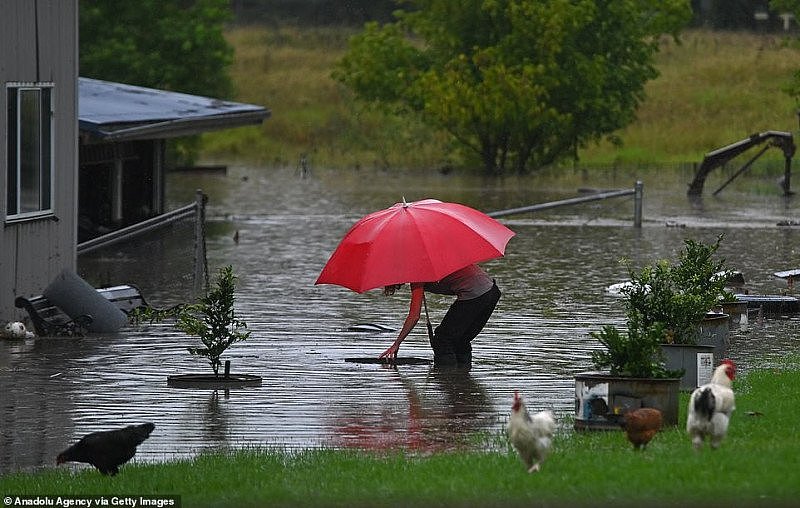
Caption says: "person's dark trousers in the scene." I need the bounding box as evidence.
[430,282,501,368]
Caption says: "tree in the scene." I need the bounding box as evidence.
[80,0,234,100]
[334,0,691,175]
[177,265,250,377]
[80,0,234,164]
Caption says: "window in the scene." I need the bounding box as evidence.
[6,83,54,220]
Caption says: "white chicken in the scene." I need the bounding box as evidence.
[508,390,555,473]
[687,359,736,450]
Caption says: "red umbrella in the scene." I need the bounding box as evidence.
[315,199,515,293]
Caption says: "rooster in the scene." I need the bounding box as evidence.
[56,423,155,475]
[620,407,662,450]
[687,359,736,450]
[508,390,555,473]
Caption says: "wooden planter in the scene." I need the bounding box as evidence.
[574,372,680,430]
[660,344,715,391]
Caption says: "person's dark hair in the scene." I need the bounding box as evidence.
[383,284,404,296]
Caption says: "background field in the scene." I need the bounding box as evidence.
[201,28,800,173]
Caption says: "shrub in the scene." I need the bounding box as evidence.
[591,235,732,377]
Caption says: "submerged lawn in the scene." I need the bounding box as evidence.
[2,363,799,507]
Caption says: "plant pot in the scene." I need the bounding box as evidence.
[697,312,729,363]
[167,373,262,389]
[574,372,680,430]
[660,344,715,391]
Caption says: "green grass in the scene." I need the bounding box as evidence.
[201,26,800,172]
[3,362,799,506]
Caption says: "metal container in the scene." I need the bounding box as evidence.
[660,344,716,391]
[574,372,680,430]
[719,300,749,328]
[698,312,730,363]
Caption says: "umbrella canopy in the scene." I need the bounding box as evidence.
[316,199,515,293]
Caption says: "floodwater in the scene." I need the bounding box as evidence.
[1,164,799,474]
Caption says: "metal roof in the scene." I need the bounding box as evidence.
[79,77,270,142]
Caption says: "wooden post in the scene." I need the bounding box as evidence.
[783,154,792,196]
[633,181,643,228]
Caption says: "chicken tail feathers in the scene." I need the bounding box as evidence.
[694,387,716,421]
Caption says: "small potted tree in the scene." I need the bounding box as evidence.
[624,235,733,386]
[167,265,261,388]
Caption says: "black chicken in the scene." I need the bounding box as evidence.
[56,422,155,475]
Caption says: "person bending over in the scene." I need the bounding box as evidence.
[379,264,501,369]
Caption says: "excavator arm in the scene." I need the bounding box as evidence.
[687,131,795,196]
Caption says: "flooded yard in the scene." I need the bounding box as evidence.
[1,165,799,474]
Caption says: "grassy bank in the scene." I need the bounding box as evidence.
[3,362,799,506]
[201,27,800,172]
[202,25,450,171]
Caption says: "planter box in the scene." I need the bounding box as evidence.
[697,312,729,363]
[660,344,715,391]
[574,372,680,430]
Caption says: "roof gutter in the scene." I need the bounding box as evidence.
[80,109,271,142]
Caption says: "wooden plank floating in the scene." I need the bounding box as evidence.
[346,323,395,333]
[345,357,432,365]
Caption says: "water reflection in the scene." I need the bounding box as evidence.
[328,366,492,452]
[2,165,799,473]
[201,390,230,445]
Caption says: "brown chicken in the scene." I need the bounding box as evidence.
[620,407,662,450]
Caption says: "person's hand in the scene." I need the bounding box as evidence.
[379,342,400,360]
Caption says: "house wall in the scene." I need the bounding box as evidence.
[0,0,78,321]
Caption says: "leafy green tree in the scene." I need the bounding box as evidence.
[80,0,234,164]
[334,0,691,175]
[80,0,234,98]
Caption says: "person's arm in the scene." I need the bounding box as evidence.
[379,283,424,359]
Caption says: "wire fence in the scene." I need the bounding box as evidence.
[77,191,208,307]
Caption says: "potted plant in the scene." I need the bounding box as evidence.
[626,236,734,383]
[576,317,682,430]
[624,235,731,346]
[576,236,733,429]
[166,265,261,388]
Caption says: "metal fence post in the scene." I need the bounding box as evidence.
[633,181,643,228]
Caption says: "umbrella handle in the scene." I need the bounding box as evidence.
[422,293,435,343]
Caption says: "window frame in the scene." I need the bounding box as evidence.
[5,82,55,223]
